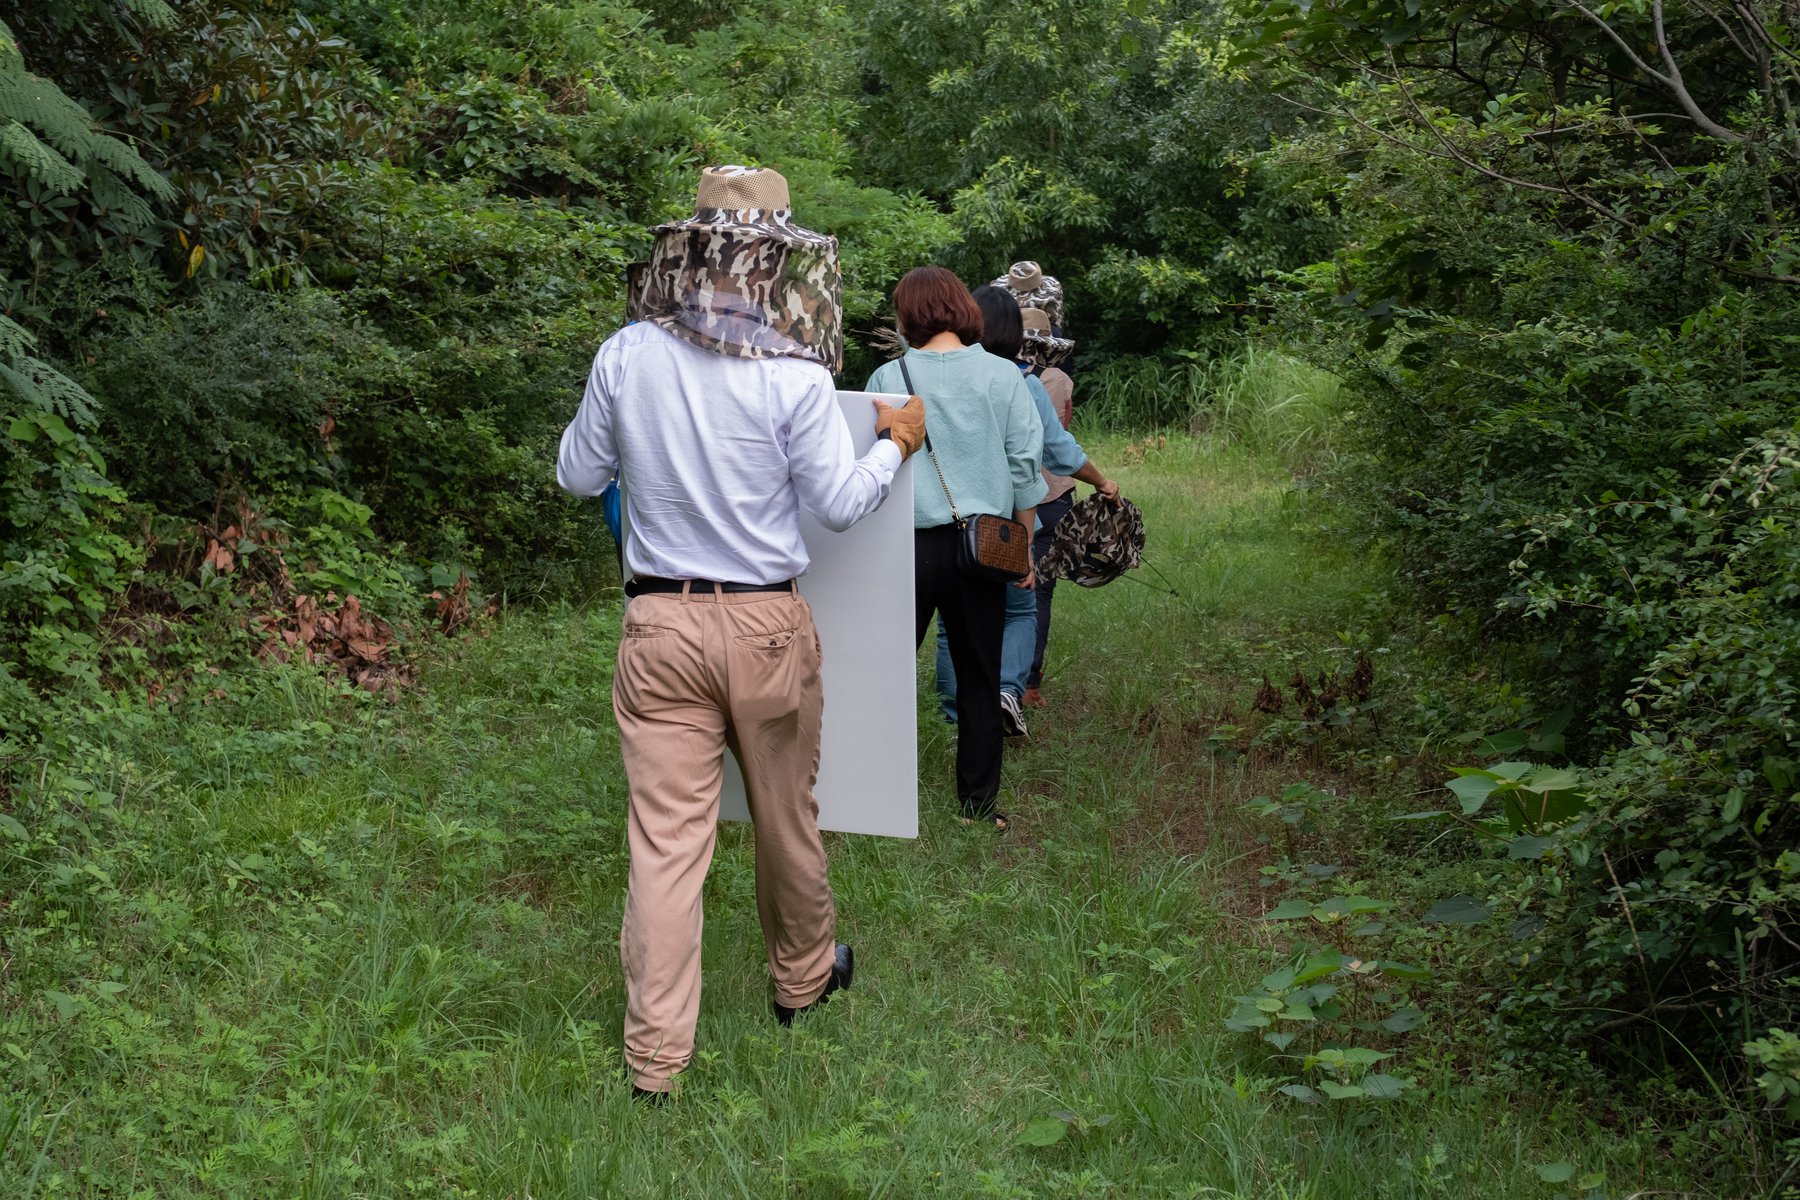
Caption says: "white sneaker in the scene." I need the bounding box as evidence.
[999,690,1028,738]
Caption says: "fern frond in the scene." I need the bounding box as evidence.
[85,169,158,228]
[0,357,100,428]
[0,23,174,205]
[0,313,35,360]
[77,125,175,200]
[0,20,22,73]
[0,118,82,193]
[117,0,177,30]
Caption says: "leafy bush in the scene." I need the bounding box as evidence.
[1235,0,1800,1125]
[83,288,395,515]
[0,315,135,692]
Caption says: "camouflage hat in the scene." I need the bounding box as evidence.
[1019,307,1075,371]
[992,260,1065,327]
[1038,493,1145,588]
[626,166,844,371]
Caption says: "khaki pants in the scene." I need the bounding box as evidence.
[612,586,837,1092]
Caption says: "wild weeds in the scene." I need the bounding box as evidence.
[1076,345,1342,474]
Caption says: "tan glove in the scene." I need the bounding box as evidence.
[874,394,928,460]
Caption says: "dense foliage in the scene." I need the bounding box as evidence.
[4,0,1798,1182]
[1233,0,1800,1153]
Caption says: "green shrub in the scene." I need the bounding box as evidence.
[84,288,395,516]
[1237,0,1800,1111]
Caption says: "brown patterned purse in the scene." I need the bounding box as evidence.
[899,358,1031,584]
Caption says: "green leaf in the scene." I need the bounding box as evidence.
[1263,1031,1298,1050]
[1337,1047,1391,1066]
[1312,895,1394,920]
[1721,789,1744,822]
[1508,835,1553,860]
[1277,1083,1321,1103]
[42,990,80,1020]
[1015,1117,1068,1147]
[1360,1073,1413,1098]
[1421,896,1491,925]
[1319,1080,1364,1100]
[1535,1161,1575,1184]
[1520,767,1581,793]
[1265,899,1313,920]
[39,413,75,446]
[1225,1006,1270,1032]
[1293,949,1343,984]
[1377,961,1433,981]
[1447,773,1499,814]
[1382,1005,1424,1032]
[0,813,26,840]
[1477,729,1529,755]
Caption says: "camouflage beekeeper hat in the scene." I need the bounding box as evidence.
[626,165,844,371]
[1019,305,1075,371]
[992,259,1065,328]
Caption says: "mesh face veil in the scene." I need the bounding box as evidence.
[625,167,845,371]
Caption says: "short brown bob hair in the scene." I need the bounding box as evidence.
[893,266,983,346]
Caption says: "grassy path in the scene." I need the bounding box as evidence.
[4,436,1687,1198]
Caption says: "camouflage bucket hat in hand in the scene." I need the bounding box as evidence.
[1039,493,1146,587]
[626,166,845,371]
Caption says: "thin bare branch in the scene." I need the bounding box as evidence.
[1693,0,1756,62]
[1561,0,1745,140]
[1270,84,1800,286]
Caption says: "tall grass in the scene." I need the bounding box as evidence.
[1077,345,1343,473]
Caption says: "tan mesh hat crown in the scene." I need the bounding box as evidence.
[694,165,791,214]
[1008,261,1045,291]
[1020,307,1051,333]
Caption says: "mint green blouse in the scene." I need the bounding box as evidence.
[866,346,1048,530]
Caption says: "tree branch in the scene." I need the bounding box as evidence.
[1561,0,1745,140]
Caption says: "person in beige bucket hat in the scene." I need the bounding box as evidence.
[991,259,1065,328]
[561,165,927,1100]
[627,165,847,370]
[1018,305,1075,373]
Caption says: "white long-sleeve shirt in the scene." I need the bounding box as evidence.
[557,321,902,585]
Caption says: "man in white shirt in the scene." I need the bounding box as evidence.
[557,166,925,1099]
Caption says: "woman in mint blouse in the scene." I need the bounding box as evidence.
[866,267,1045,829]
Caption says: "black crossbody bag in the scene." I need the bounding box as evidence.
[897,356,1031,584]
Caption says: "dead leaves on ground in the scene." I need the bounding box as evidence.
[149,498,492,702]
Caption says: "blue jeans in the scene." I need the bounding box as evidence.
[936,578,1036,719]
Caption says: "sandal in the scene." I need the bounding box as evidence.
[959,811,1008,832]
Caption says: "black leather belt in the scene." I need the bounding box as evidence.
[625,576,796,597]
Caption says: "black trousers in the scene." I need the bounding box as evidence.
[914,524,1006,816]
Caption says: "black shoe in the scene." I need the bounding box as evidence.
[631,1085,669,1106]
[774,944,854,1027]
